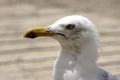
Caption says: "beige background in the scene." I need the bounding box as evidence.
[0,0,120,80]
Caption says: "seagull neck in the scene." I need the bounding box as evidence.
[54,39,99,80]
[60,39,98,62]
[60,39,98,72]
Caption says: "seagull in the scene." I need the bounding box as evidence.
[24,15,118,80]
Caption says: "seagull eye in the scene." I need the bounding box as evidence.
[65,24,75,30]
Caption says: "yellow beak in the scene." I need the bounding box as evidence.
[24,27,54,39]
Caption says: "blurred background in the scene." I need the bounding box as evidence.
[0,0,120,80]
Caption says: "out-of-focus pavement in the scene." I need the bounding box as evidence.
[0,0,120,80]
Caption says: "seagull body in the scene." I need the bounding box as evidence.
[24,15,118,80]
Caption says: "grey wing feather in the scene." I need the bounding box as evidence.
[100,69,120,80]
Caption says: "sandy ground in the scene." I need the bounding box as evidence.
[0,0,120,80]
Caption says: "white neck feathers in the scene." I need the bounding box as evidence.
[53,38,99,80]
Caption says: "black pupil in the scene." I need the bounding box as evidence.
[66,24,75,29]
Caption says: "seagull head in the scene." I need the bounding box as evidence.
[24,15,98,47]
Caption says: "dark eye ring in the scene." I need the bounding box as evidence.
[66,24,75,30]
